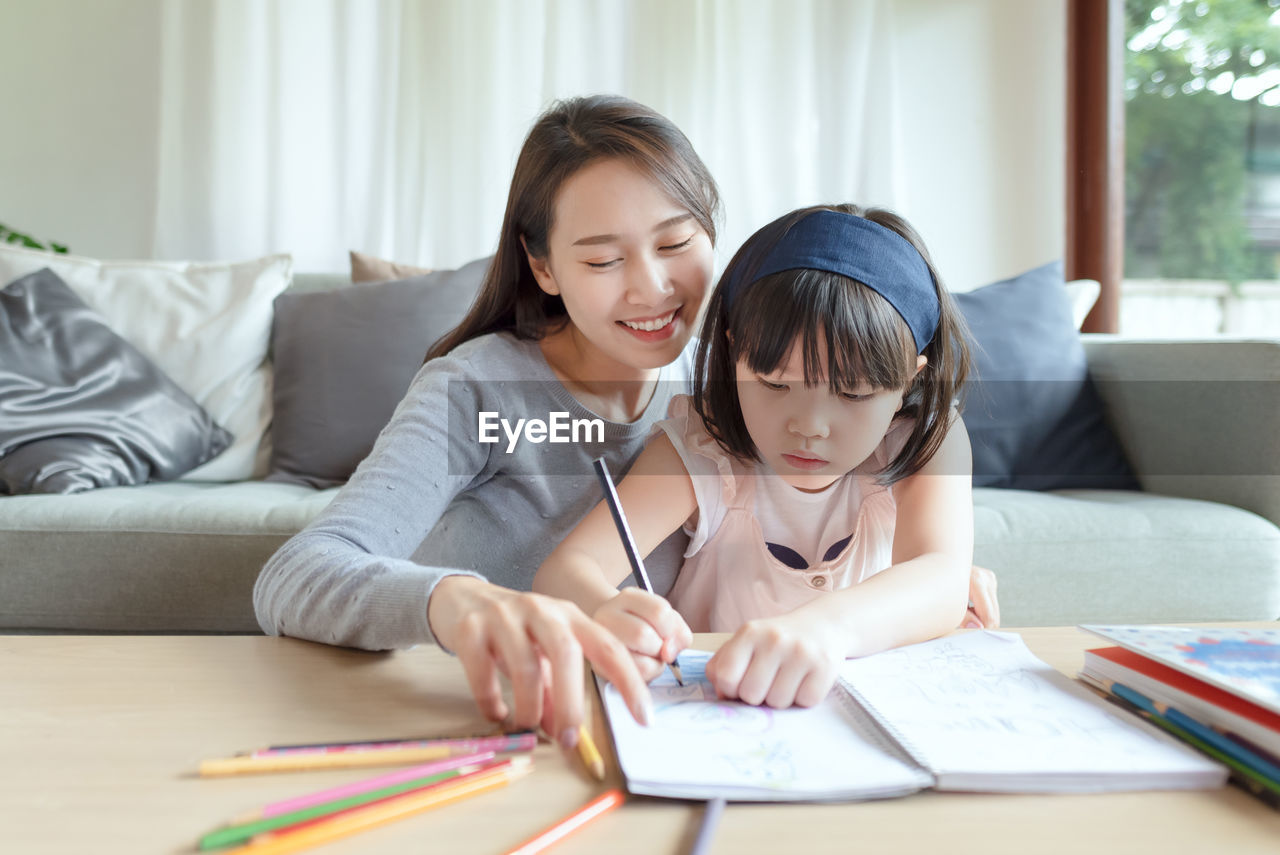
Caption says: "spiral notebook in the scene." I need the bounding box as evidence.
[597,631,1225,801]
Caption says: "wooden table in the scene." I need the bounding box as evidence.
[3,626,1279,854]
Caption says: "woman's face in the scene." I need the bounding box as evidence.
[527,158,714,373]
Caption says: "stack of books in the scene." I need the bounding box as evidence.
[1079,625,1280,807]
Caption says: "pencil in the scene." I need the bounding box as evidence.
[217,757,532,855]
[250,729,532,754]
[504,789,625,855]
[199,758,509,850]
[591,457,685,686]
[576,724,606,781]
[690,797,726,855]
[250,732,536,759]
[227,751,496,824]
[200,733,535,776]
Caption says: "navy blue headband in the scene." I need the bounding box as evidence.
[723,210,940,353]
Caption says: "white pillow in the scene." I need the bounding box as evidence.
[0,245,292,481]
[1063,278,1101,330]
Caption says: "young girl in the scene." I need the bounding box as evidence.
[534,203,975,710]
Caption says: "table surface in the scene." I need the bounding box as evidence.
[4,625,1279,855]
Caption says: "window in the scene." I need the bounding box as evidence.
[1124,0,1280,335]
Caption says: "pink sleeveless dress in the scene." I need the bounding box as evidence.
[655,396,910,632]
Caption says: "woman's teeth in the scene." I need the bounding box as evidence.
[621,311,676,332]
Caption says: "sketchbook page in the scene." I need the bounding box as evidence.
[596,650,931,802]
[838,632,1226,793]
[1081,625,1280,716]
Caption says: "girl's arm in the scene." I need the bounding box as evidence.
[708,414,973,708]
[534,432,699,671]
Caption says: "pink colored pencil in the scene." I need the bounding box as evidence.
[242,751,497,822]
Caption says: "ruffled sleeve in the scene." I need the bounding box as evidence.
[651,395,740,558]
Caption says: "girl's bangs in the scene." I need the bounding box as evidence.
[730,270,917,392]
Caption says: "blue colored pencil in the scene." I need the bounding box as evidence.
[1106,679,1280,784]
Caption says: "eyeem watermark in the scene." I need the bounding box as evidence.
[478,411,605,453]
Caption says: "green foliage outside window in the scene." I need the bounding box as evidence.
[1126,0,1280,282]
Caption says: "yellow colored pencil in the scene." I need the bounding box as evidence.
[199,745,458,777]
[218,756,533,855]
[576,725,605,781]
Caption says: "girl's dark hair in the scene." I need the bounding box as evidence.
[427,94,720,361]
[691,203,971,485]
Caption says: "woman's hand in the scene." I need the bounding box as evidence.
[706,614,844,709]
[427,576,653,748]
[593,589,693,682]
[964,564,1000,629]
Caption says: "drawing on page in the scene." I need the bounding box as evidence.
[871,641,1043,703]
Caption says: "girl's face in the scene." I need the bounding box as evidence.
[527,158,714,374]
[735,336,925,492]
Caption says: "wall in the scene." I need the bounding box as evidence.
[896,0,1065,290]
[0,0,1066,289]
[0,0,163,259]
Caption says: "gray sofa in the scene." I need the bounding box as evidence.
[2,273,1278,632]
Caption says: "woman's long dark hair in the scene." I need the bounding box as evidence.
[426,95,720,361]
[692,203,972,485]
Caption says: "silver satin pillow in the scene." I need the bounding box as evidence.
[0,268,232,494]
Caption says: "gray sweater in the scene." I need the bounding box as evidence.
[253,332,692,650]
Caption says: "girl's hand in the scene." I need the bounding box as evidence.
[593,589,693,682]
[427,576,653,747]
[706,614,844,709]
[964,564,1000,629]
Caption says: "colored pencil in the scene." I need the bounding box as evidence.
[1083,676,1280,807]
[199,758,509,850]
[251,732,536,758]
[200,733,534,777]
[577,725,606,781]
[1100,679,1280,783]
[504,789,625,855]
[216,757,532,855]
[249,729,533,754]
[591,457,685,686]
[227,751,496,824]
[690,797,726,855]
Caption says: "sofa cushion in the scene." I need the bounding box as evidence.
[0,481,338,632]
[0,243,292,482]
[0,269,232,494]
[349,250,432,283]
[267,257,489,488]
[955,261,1139,491]
[973,487,1280,626]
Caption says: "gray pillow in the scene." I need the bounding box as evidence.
[267,257,489,488]
[0,268,232,494]
[955,261,1139,491]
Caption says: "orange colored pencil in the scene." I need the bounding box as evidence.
[504,789,625,855]
[217,757,532,855]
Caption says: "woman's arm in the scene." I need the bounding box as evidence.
[253,347,658,743]
[534,433,698,674]
[253,356,486,650]
[708,414,974,707]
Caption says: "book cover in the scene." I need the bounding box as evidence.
[1083,646,1280,757]
[1081,625,1280,716]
